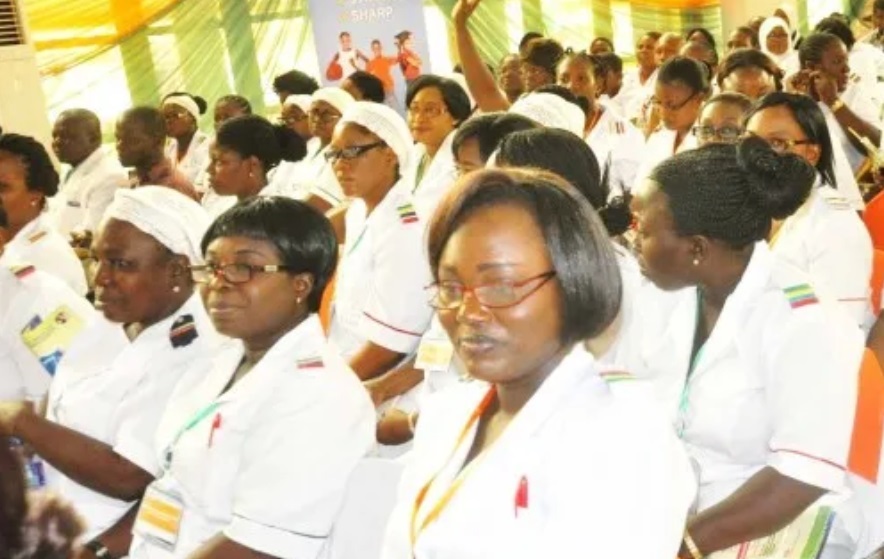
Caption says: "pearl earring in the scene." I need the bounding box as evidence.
[692,258,700,266]
[296,297,302,304]
[172,285,181,293]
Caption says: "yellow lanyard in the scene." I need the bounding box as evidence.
[410,386,497,550]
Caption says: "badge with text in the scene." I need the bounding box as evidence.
[134,484,184,550]
[20,306,86,375]
[415,332,454,372]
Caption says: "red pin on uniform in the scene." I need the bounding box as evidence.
[514,476,529,517]
[208,413,222,447]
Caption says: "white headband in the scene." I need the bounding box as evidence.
[284,94,313,114]
[338,102,413,170]
[510,93,585,138]
[103,186,211,265]
[163,95,201,122]
[311,88,355,115]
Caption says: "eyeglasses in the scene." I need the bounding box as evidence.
[408,104,448,119]
[324,141,386,164]
[692,125,744,143]
[744,131,816,153]
[426,271,556,310]
[650,93,698,112]
[190,262,291,284]
[308,110,341,124]
[280,114,308,125]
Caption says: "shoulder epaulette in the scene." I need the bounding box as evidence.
[397,203,419,224]
[27,231,47,244]
[297,357,324,370]
[599,370,636,384]
[10,265,35,279]
[784,283,819,309]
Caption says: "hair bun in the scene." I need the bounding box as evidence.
[737,135,815,220]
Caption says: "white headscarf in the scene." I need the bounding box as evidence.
[284,94,313,114]
[311,88,355,115]
[163,94,202,122]
[759,16,800,75]
[338,102,413,170]
[103,186,211,265]
[510,93,585,138]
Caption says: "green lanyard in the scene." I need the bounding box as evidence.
[412,154,430,193]
[346,226,368,256]
[163,402,221,469]
[677,290,706,438]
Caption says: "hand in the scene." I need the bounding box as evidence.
[784,70,812,96]
[810,70,839,106]
[376,409,414,445]
[0,401,34,436]
[452,0,481,27]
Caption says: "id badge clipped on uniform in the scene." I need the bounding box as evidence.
[134,484,184,551]
[415,332,454,373]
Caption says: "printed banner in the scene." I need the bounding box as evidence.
[307,0,432,112]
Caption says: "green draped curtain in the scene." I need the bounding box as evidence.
[27,0,851,135]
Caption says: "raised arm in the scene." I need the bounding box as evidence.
[452,0,511,112]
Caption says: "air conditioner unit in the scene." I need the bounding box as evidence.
[0,0,52,146]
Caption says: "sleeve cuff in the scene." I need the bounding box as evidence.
[225,514,329,559]
[768,448,847,493]
[113,439,159,477]
[309,183,343,206]
[359,312,424,354]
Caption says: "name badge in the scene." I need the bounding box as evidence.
[66,200,82,208]
[134,484,184,551]
[415,333,454,373]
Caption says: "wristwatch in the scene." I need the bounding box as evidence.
[829,98,846,113]
[84,539,114,559]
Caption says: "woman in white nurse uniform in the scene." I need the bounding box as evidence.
[630,138,865,559]
[405,75,472,218]
[634,56,708,192]
[744,93,873,329]
[0,187,224,548]
[381,168,695,559]
[327,102,434,381]
[161,93,212,186]
[0,134,88,295]
[0,201,95,401]
[124,197,374,559]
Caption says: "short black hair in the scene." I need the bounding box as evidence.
[658,55,711,96]
[272,70,320,96]
[744,91,837,188]
[451,112,538,162]
[162,91,208,115]
[519,31,544,51]
[345,71,386,103]
[122,106,166,141]
[406,74,473,124]
[522,38,565,79]
[216,115,307,173]
[875,0,884,11]
[686,27,718,51]
[649,137,815,248]
[427,168,621,344]
[216,94,253,115]
[717,48,784,91]
[202,197,338,313]
[340,31,350,38]
[732,25,761,48]
[593,52,623,74]
[591,37,615,51]
[813,18,855,50]
[0,445,26,557]
[57,108,102,144]
[496,128,631,236]
[0,134,60,197]
[704,91,753,114]
[798,32,844,68]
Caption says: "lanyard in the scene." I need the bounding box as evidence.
[677,290,706,438]
[346,225,368,256]
[410,386,497,550]
[163,401,221,469]
[413,153,430,193]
